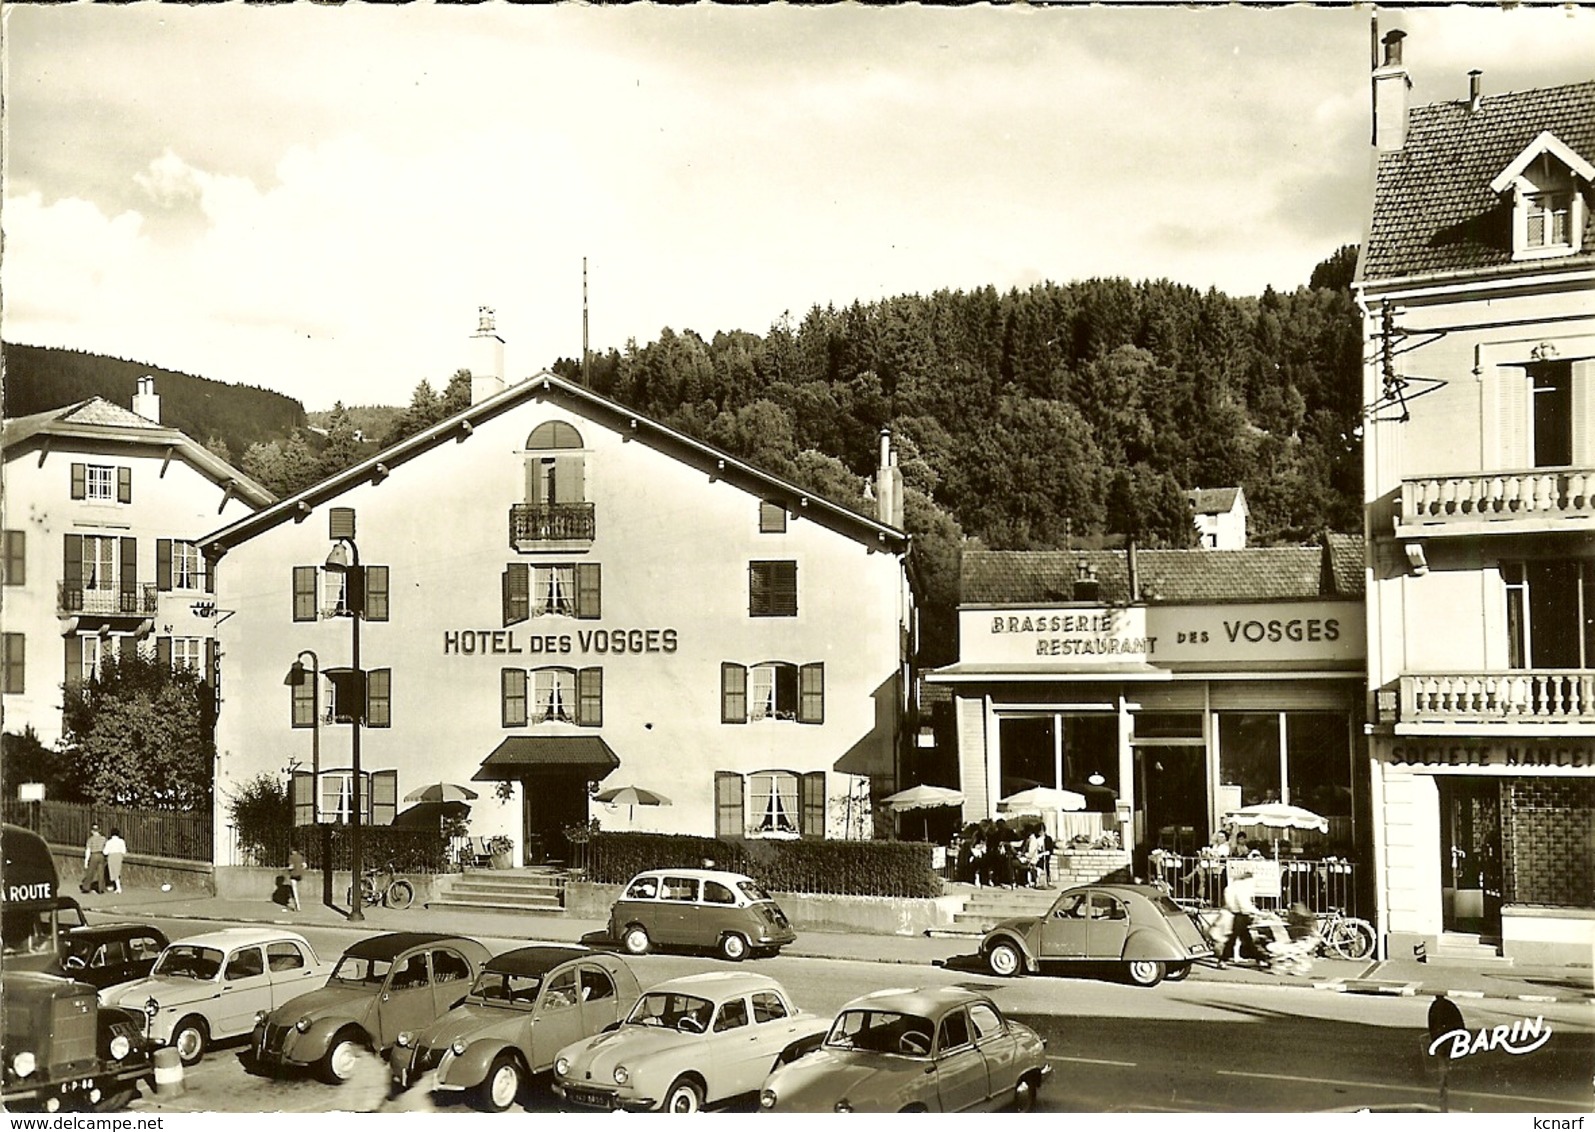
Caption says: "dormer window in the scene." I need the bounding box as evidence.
[1490,133,1593,262]
[511,420,595,550]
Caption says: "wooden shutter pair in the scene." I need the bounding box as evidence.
[720,662,823,723]
[67,464,131,502]
[502,563,601,626]
[500,667,601,726]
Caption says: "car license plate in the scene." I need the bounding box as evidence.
[568,1088,615,1109]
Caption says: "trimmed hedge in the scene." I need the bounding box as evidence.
[587,832,940,899]
[288,825,449,873]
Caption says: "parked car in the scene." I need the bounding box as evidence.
[253,931,491,1084]
[759,986,1051,1113]
[551,971,827,1112]
[390,946,641,1111]
[105,927,331,1066]
[608,868,796,961]
[60,922,170,994]
[981,883,1212,987]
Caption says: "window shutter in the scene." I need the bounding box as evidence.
[3,634,24,695]
[293,567,317,622]
[64,635,82,690]
[801,771,826,838]
[759,501,787,533]
[556,456,585,504]
[117,466,132,504]
[205,554,216,594]
[576,563,601,619]
[371,769,398,826]
[291,771,315,826]
[156,636,172,669]
[503,564,529,626]
[292,671,315,728]
[798,663,825,724]
[577,667,603,726]
[3,530,24,586]
[1494,367,1530,470]
[366,668,391,727]
[750,561,798,617]
[365,565,390,622]
[721,663,747,724]
[156,539,173,591]
[71,463,87,500]
[1573,360,1593,466]
[63,534,83,608]
[119,538,137,611]
[502,668,528,728]
[206,638,219,699]
[715,771,745,839]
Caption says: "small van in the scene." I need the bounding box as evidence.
[608,868,796,961]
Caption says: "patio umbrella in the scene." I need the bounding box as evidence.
[392,799,470,829]
[594,785,672,821]
[403,782,480,804]
[1222,802,1329,858]
[997,786,1087,813]
[881,784,966,841]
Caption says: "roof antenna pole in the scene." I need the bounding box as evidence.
[582,258,591,387]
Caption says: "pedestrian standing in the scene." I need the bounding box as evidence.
[287,847,307,912]
[103,828,128,893]
[82,824,108,894]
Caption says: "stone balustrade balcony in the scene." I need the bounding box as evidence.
[1398,468,1595,537]
[1400,670,1595,726]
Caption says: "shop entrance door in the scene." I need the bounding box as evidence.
[1134,745,1207,857]
[1438,778,1502,941]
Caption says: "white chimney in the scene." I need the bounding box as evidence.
[875,428,904,529]
[132,376,161,423]
[470,306,506,405]
[1373,29,1411,152]
[1468,69,1483,113]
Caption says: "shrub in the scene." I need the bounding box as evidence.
[225,773,292,866]
[290,824,449,873]
[587,833,939,899]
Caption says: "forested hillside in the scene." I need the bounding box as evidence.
[2,342,306,461]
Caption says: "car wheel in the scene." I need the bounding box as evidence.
[663,1076,704,1113]
[718,932,749,962]
[986,940,1024,978]
[1165,962,1192,982]
[320,1031,366,1085]
[473,1053,523,1112]
[171,1016,209,1066]
[1012,1071,1041,1113]
[1126,960,1166,987]
[621,924,651,956]
[899,1103,930,1113]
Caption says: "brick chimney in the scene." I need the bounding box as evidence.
[132,376,161,423]
[469,306,506,405]
[1373,29,1411,152]
[1468,69,1483,113]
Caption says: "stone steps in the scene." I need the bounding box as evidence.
[425,868,567,915]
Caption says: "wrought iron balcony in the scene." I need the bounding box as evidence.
[1398,468,1595,537]
[58,582,158,616]
[509,502,596,550]
[1400,671,1595,726]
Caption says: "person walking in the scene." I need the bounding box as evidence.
[82,825,108,894]
[287,847,307,912]
[1220,863,1265,967]
[103,828,128,894]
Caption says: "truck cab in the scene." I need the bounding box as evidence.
[2,823,156,1112]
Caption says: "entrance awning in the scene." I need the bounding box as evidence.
[472,736,621,781]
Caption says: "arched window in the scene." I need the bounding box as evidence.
[514,421,594,546]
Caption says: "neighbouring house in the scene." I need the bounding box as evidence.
[1,379,274,746]
[1187,487,1248,550]
[201,313,916,870]
[1355,31,1595,963]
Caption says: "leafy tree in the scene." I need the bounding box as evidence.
[241,432,322,498]
[59,651,214,810]
[316,401,366,480]
[1,727,85,802]
[224,771,293,866]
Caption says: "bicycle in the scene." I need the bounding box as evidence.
[1316,907,1376,960]
[348,861,415,911]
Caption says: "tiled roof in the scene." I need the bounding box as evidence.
[1187,487,1242,515]
[961,537,1364,606]
[1361,80,1595,282]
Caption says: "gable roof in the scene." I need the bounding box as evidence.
[961,537,1363,607]
[1359,80,1595,285]
[202,372,907,557]
[1186,487,1243,516]
[2,398,275,507]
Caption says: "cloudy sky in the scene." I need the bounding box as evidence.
[4,4,1593,411]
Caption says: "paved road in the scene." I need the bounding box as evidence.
[127,913,1595,1115]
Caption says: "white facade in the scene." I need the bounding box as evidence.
[204,372,912,866]
[1,391,272,746]
[1356,43,1595,962]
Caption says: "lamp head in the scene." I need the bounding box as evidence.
[325,541,354,571]
[284,661,309,687]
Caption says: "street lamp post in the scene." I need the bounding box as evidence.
[283,649,330,904]
[325,534,365,923]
